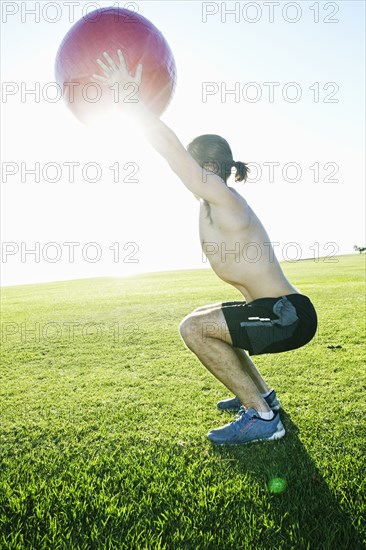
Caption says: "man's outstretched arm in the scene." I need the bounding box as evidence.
[91,50,237,206]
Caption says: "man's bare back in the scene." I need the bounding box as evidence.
[199,187,298,303]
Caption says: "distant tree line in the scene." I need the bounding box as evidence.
[354,245,366,254]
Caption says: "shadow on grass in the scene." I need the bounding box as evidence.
[212,407,363,549]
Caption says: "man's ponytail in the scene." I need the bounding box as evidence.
[233,161,250,183]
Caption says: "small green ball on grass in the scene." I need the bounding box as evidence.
[268,477,287,494]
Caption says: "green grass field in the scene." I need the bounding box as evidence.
[1,254,365,549]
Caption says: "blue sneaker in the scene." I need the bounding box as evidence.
[217,390,281,412]
[207,407,285,445]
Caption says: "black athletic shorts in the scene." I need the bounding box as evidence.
[221,294,317,355]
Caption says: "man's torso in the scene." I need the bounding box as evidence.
[199,188,298,302]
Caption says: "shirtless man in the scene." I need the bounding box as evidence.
[92,50,318,445]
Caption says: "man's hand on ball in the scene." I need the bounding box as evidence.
[92,49,143,104]
[91,48,159,130]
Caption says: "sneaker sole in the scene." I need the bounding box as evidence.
[217,402,281,413]
[208,424,286,445]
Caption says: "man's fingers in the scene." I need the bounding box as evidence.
[117,49,128,72]
[103,51,118,72]
[135,63,143,84]
[96,57,112,75]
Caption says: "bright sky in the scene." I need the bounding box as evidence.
[1,0,365,286]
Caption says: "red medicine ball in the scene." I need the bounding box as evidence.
[55,7,177,123]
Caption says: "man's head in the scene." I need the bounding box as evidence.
[187,134,249,183]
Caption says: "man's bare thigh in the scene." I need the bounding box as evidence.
[193,302,223,313]
[184,307,233,346]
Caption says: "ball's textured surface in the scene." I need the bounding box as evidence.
[55,7,177,122]
[268,477,287,494]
